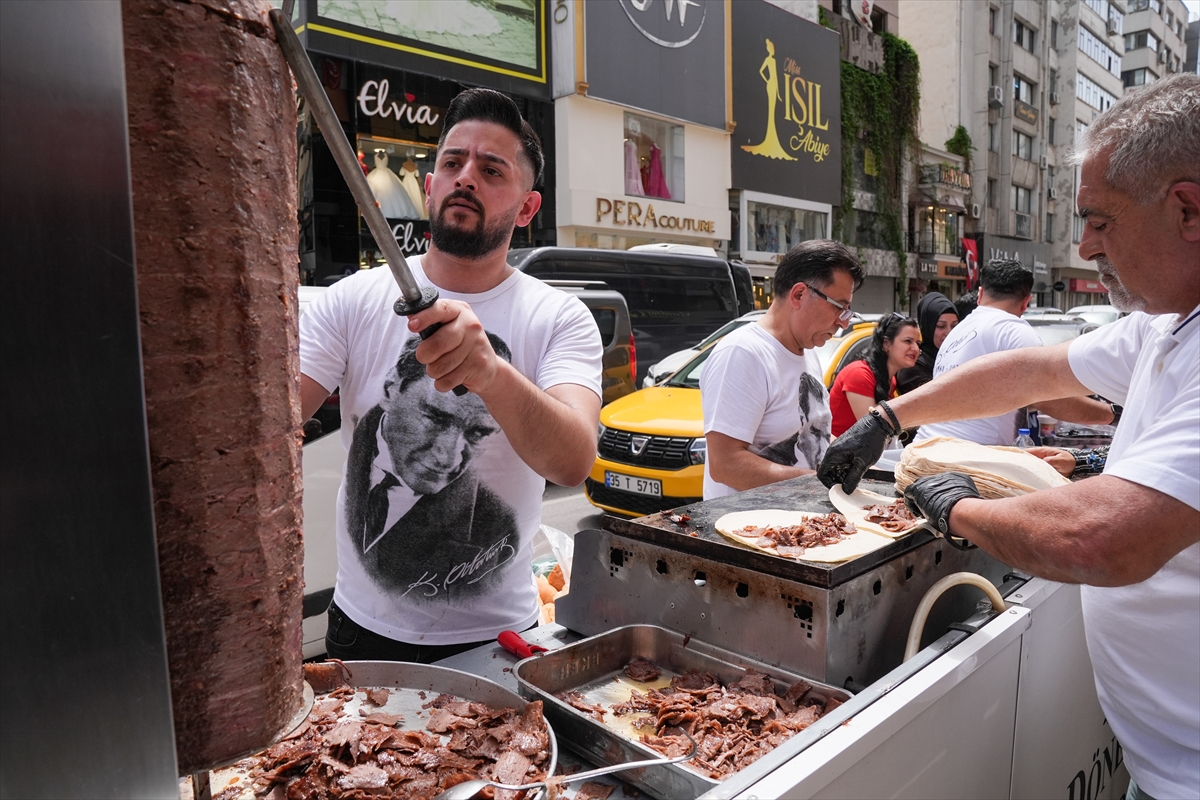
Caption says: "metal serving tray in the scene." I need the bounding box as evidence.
[514,625,850,799]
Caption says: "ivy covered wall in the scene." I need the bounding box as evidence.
[821,9,921,297]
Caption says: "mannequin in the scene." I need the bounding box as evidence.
[398,156,427,219]
[367,152,419,219]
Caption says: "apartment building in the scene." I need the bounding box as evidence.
[899,0,1146,310]
[1121,0,1189,87]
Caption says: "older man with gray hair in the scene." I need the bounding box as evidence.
[819,74,1200,798]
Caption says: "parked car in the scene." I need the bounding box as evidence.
[543,280,636,405]
[586,320,880,517]
[1022,307,1065,319]
[1026,314,1099,345]
[643,310,767,388]
[507,246,750,385]
[1066,304,1122,326]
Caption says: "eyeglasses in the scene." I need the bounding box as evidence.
[804,283,854,323]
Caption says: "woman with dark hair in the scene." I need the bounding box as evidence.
[896,292,959,394]
[829,314,920,437]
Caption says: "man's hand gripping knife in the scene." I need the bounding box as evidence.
[903,473,983,550]
[817,401,900,493]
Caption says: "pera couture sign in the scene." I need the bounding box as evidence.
[731,1,841,205]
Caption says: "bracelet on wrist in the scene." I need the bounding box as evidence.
[876,400,903,435]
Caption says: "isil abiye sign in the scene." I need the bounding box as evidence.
[731,1,841,205]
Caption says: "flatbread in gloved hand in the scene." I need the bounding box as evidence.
[895,436,1070,499]
[828,486,925,538]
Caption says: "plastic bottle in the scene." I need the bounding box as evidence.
[1014,428,1036,449]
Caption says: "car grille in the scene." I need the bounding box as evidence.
[585,479,701,516]
[599,428,693,469]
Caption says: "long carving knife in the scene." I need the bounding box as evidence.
[269,7,467,394]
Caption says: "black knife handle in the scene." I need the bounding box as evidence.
[393,286,467,396]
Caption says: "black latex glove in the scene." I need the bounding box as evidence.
[903,473,981,538]
[817,412,893,492]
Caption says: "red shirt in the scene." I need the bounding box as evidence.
[829,359,894,437]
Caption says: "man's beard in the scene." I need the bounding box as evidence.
[430,189,518,259]
[1096,256,1146,313]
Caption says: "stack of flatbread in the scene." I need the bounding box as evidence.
[894,436,1070,498]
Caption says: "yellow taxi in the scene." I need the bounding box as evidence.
[585,320,877,516]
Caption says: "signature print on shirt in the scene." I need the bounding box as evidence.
[343,334,520,603]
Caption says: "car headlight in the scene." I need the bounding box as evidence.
[688,437,706,465]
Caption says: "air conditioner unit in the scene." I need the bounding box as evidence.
[1157,49,1166,63]
[1106,16,1119,36]
[1039,155,1048,169]
[1049,92,1060,105]
[988,86,1004,107]
[1048,187,1059,200]
[970,203,982,219]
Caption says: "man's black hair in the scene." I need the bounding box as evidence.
[438,88,544,188]
[393,333,513,391]
[773,239,865,297]
[980,258,1034,301]
[954,290,978,320]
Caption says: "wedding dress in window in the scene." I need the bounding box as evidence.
[367,152,420,219]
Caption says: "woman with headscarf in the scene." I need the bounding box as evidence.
[896,291,959,395]
[829,314,921,438]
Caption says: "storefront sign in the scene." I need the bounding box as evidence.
[731,1,841,205]
[583,0,726,129]
[357,80,441,127]
[596,197,716,233]
[301,0,548,99]
[984,236,1052,276]
[1014,99,1039,125]
[1070,278,1107,293]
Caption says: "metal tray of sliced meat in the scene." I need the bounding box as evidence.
[210,660,556,800]
[514,625,849,799]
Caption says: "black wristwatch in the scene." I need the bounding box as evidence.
[1108,403,1123,426]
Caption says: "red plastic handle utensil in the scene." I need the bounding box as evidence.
[497,630,548,659]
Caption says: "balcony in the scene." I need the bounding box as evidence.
[909,230,963,257]
[919,164,972,190]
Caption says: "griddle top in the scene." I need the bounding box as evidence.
[601,474,937,589]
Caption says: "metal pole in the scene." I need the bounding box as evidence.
[268,7,425,306]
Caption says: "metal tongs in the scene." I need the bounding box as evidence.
[432,728,698,800]
[268,2,466,394]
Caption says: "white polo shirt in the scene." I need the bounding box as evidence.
[1068,307,1200,799]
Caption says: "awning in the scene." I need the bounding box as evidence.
[916,191,967,211]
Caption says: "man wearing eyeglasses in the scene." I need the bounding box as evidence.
[700,239,864,499]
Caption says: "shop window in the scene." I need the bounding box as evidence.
[746,201,827,256]
[357,135,435,222]
[623,112,683,202]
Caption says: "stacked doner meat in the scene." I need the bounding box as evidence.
[218,664,550,800]
[563,665,843,780]
[862,500,919,533]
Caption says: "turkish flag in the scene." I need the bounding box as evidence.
[962,238,979,291]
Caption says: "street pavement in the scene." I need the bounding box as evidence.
[540,481,610,537]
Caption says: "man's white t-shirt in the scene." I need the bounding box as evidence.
[700,323,832,499]
[916,305,1043,446]
[300,258,602,645]
[1068,308,1200,798]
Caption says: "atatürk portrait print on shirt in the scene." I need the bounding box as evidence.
[342,334,519,605]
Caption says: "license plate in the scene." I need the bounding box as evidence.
[604,471,662,497]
